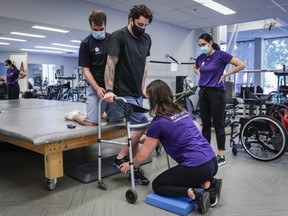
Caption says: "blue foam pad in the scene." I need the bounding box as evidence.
[146,193,197,216]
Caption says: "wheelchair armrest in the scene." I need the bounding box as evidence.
[234,97,244,105]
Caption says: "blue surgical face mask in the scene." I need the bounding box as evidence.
[92,30,105,40]
[200,44,211,54]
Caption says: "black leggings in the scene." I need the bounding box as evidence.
[7,84,20,99]
[152,157,218,198]
[199,87,226,151]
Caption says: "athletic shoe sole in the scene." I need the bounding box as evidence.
[198,191,210,214]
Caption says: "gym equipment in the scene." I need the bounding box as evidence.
[97,97,150,204]
[146,193,197,216]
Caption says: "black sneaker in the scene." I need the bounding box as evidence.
[193,188,210,214]
[113,156,145,174]
[128,167,150,185]
[113,156,129,169]
[217,155,226,167]
[208,178,222,207]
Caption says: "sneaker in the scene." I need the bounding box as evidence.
[113,156,145,174]
[113,156,129,169]
[217,155,226,167]
[64,110,80,120]
[193,188,210,214]
[128,167,150,185]
[208,178,223,207]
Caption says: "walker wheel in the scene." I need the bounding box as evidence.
[125,189,138,204]
[98,181,107,190]
[232,144,238,156]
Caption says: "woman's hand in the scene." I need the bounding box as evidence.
[218,74,226,84]
[120,162,130,173]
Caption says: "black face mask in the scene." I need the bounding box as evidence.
[132,21,145,38]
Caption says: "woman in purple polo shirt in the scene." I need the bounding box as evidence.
[120,80,222,214]
[194,33,246,167]
[4,59,27,99]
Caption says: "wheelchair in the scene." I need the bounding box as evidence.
[229,103,288,161]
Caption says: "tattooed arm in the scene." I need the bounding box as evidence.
[104,54,119,103]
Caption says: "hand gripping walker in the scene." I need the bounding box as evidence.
[97,97,150,204]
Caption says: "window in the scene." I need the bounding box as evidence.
[264,37,288,93]
[230,41,255,93]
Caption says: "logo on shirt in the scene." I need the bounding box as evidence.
[169,111,189,122]
[95,47,101,55]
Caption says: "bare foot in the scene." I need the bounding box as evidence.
[187,188,196,200]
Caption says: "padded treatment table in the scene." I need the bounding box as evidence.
[0,99,127,190]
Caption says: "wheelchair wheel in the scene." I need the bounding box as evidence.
[240,115,287,161]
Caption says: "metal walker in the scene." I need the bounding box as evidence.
[97,97,150,204]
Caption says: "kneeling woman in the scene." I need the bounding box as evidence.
[120,79,221,214]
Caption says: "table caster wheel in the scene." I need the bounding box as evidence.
[47,179,57,191]
[126,189,137,204]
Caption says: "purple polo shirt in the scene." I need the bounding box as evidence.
[146,111,215,167]
[196,50,233,90]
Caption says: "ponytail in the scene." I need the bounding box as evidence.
[212,43,220,50]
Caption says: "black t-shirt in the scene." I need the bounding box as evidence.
[108,27,151,97]
[78,33,111,88]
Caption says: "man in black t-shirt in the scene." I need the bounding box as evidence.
[65,10,110,126]
[103,5,154,185]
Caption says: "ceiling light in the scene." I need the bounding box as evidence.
[0,37,27,42]
[0,42,10,45]
[10,32,46,38]
[20,48,63,54]
[193,0,236,15]
[32,25,69,33]
[70,40,81,43]
[52,43,79,48]
[271,0,287,13]
[35,46,78,52]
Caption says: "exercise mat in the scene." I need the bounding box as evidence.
[67,155,152,183]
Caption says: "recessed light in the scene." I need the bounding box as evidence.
[193,0,236,15]
[32,25,69,33]
[52,43,79,48]
[10,32,46,38]
[70,40,81,43]
[20,48,63,54]
[35,46,77,52]
[0,37,27,42]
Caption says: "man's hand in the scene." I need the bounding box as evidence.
[103,92,116,103]
[96,87,106,98]
[142,90,148,99]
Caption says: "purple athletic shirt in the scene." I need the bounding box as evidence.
[6,67,20,86]
[196,50,233,90]
[146,111,215,167]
